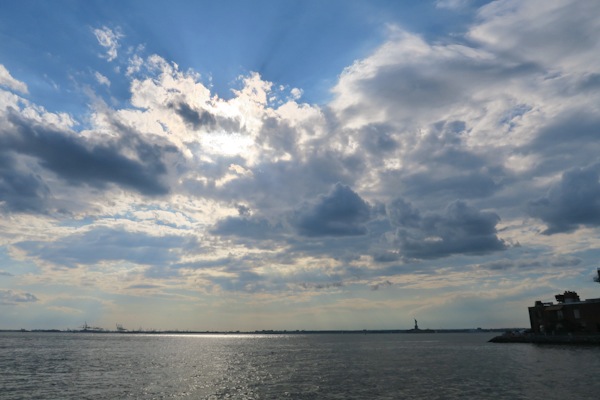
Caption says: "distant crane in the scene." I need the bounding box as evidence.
[80,321,102,332]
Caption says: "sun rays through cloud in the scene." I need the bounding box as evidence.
[1,0,600,331]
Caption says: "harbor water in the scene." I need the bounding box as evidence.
[1,332,599,399]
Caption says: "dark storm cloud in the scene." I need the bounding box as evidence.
[528,165,600,234]
[292,183,370,237]
[358,124,399,155]
[0,110,176,206]
[372,251,401,263]
[387,198,421,228]
[401,170,503,200]
[407,121,506,199]
[171,102,216,130]
[378,120,508,206]
[388,198,506,259]
[17,227,194,268]
[0,153,50,213]
[538,111,600,146]
[524,113,600,175]
[0,289,38,305]
[281,205,388,264]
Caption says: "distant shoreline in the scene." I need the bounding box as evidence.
[1,328,516,335]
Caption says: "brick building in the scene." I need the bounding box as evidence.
[528,291,600,334]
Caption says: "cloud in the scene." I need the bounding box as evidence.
[478,259,542,271]
[388,199,506,259]
[126,284,162,290]
[93,26,124,62]
[0,152,51,213]
[0,289,38,305]
[170,101,216,130]
[476,256,581,271]
[94,71,110,87]
[0,109,176,212]
[330,28,534,130]
[372,251,401,263]
[292,183,370,237]
[211,216,281,240]
[371,280,393,291]
[17,227,194,268]
[529,165,600,234]
[356,124,399,155]
[401,170,502,200]
[298,281,344,290]
[290,87,303,100]
[469,0,600,72]
[2,1,600,329]
[387,198,421,228]
[209,269,266,293]
[0,64,28,94]
[435,0,472,10]
[327,0,600,228]
[524,113,600,177]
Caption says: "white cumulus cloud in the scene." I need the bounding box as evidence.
[0,64,28,94]
[93,26,124,62]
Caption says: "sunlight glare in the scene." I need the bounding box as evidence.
[202,131,254,156]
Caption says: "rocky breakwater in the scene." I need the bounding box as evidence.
[490,331,600,345]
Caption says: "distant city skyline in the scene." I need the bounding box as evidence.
[1,0,600,331]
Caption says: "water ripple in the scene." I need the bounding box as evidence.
[1,333,600,399]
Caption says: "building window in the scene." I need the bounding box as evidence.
[574,309,580,319]
[557,310,563,320]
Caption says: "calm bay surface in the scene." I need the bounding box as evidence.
[1,332,599,399]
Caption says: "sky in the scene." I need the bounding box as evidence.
[1,0,600,331]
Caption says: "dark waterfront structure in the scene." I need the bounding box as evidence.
[490,288,600,344]
[528,291,600,334]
